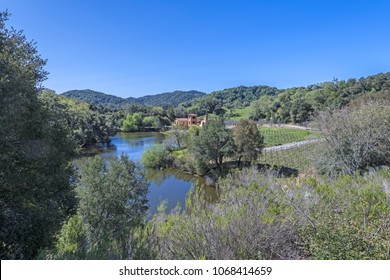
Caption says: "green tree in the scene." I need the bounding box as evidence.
[53,215,87,259]
[200,97,219,114]
[39,90,111,146]
[77,156,148,259]
[142,116,156,127]
[0,11,77,259]
[167,125,189,148]
[121,113,139,131]
[232,119,264,167]
[189,119,235,171]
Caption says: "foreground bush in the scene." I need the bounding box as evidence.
[48,156,149,259]
[150,168,303,260]
[148,167,390,260]
[315,92,390,175]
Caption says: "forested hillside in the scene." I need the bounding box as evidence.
[136,90,206,106]
[248,73,390,123]
[40,90,124,146]
[180,72,390,123]
[62,89,206,108]
[62,89,132,108]
[61,73,390,125]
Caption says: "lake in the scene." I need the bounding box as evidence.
[75,132,216,215]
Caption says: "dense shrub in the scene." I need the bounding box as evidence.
[147,167,390,260]
[173,150,209,175]
[141,144,174,169]
[314,92,390,175]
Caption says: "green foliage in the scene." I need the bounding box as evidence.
[150,167,390,260]
[248,74,390,124]
[62,89,206,108]
[227,106,251,120]
[299,169,390,259]
[188,125,201,137]
[137,90,206,107]
[121,113,140,131]
[166,125,189,149]
[232,119,264,166]
[182,85,279,115]
[189,119,235,171]
[142,116,156,127]
[151,168,301,259]
[54,215,87,259]
[141,144,174,169]
[0,11,77,259]
[122,113,162,131]
[172,149,208,175]
[77,155,148,259]
[62,89,133,109]
[314,92,390,175]
[39,90,114,146]
[249,95,274,120]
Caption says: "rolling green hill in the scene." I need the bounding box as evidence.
[61,72,390,124]
[180,72,390,123]
[61,89,206,108]
[136,90,206,106]
[61,89,132,108]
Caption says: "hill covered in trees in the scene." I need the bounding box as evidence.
[61,89,133,108]
[61,72,390,125]
[180,72,390,123]
[180,85,280,116]
[61,89,206,108]
[247,73,390,123]
[136,90,206,106]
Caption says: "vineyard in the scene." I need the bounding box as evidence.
[258,127,322,172]
[260,127,318,147]
[259,142,321,172]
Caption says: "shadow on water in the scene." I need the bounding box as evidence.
[145,168,217,215]
[75,132,217,215]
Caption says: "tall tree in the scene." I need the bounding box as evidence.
[167,125,189,148]
[0,11,77,259]
[77,156,148,259]
[190,119,235,171]
[232,119,264,167]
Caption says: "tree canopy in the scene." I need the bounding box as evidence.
[0,11,77,259]
[189,119,235,171]
[232,119,264,166]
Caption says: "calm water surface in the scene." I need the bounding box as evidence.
[76,132,216,215]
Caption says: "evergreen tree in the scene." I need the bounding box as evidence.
[232,119,264,166]
[0,11,77,259]
[190,119,235,171]
[77,156,148,259]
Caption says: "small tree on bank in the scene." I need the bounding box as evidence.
[189,119,235,171]
[232,119,264,167]
[167,125,189,149]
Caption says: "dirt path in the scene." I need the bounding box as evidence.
[259,124,312,130]
[263,138,323,152]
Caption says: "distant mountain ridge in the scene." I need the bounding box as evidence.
[61,89,206,108]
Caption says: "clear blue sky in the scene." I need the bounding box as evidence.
[2,0,390,98]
